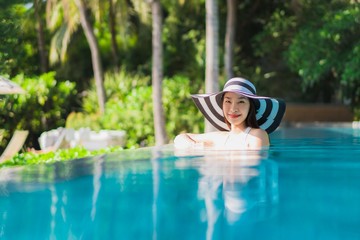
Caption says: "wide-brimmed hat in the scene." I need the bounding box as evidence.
[191,77,286,134]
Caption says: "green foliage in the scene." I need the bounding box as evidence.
[286,3,360,105]
[0,2,46,76]
[0,4,26,75]
[251,5,313,102]
[83,70,150,114]
[251,1,360,107]
[66,112,102,130]
[55,32,95,92]
[163,75,204,136]
[0,146,123,169]
[162,2,206,79]
[253,8,296,58]
[66,71,204,148]
[0,72,77,149]
[104,84,154,147]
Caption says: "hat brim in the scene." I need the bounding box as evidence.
[191,91,286,134]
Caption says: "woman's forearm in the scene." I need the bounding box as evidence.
[174,133,197,148]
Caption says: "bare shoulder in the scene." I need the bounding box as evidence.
[249,128,268,138]
[248,128,269,148]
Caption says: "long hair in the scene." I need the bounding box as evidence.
[246,99,259,128]
[222,94,259,130]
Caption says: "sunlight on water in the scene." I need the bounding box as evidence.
[1,127,360,240]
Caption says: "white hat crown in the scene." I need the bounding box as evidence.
[223,78,256,96]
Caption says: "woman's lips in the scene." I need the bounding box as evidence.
[228,114,240,119]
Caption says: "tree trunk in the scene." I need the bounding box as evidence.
[151,0,168,146]
[205,0,219,132]
[108,0,119,71]
[34,0,48,73]
[224,0,236,80]
[75,0,106,114]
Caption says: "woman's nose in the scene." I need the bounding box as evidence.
[231,103,238,112]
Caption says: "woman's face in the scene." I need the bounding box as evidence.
[222,92,250,129]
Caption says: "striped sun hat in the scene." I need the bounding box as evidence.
[191,77,286,134]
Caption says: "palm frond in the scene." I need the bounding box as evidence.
[131,0,151,23]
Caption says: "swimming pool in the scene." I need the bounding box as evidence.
[1,125,360,239]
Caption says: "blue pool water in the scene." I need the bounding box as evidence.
[1,126,360,240]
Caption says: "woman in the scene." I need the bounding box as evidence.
[174,77,286,150]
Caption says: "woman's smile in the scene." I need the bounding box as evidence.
[227,113,241,119]
[222,92,251,130]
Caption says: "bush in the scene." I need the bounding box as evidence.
[66,71,204,148]
[0,146,123,170]
[0,72,77,150]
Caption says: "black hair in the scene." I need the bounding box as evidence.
[246,99,259,128]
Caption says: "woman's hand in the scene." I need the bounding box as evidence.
[174,133,214,149]
[174,133,198,149]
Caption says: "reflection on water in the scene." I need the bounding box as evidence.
[1,127,360,239]
[175,150,278,239]
[0,148,277,239]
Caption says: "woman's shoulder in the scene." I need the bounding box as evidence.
[249,127,268,137]
[248,128,269,147]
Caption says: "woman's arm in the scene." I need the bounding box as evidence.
[174,133,197,149]
[247,128,270,149]
[174,132,217,149]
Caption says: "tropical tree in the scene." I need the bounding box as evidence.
[46,0,106,114]
[102,0,129,71]
[74,0,106,113]
[150,0,168,145]
[131,0,168,145]
[33,0,49,73]
[205,0,219,132]
[0,4,21,76]
[286,1,360,105]
[108,0,120,70]
[0,1,40,76]
[224,0,236,80]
